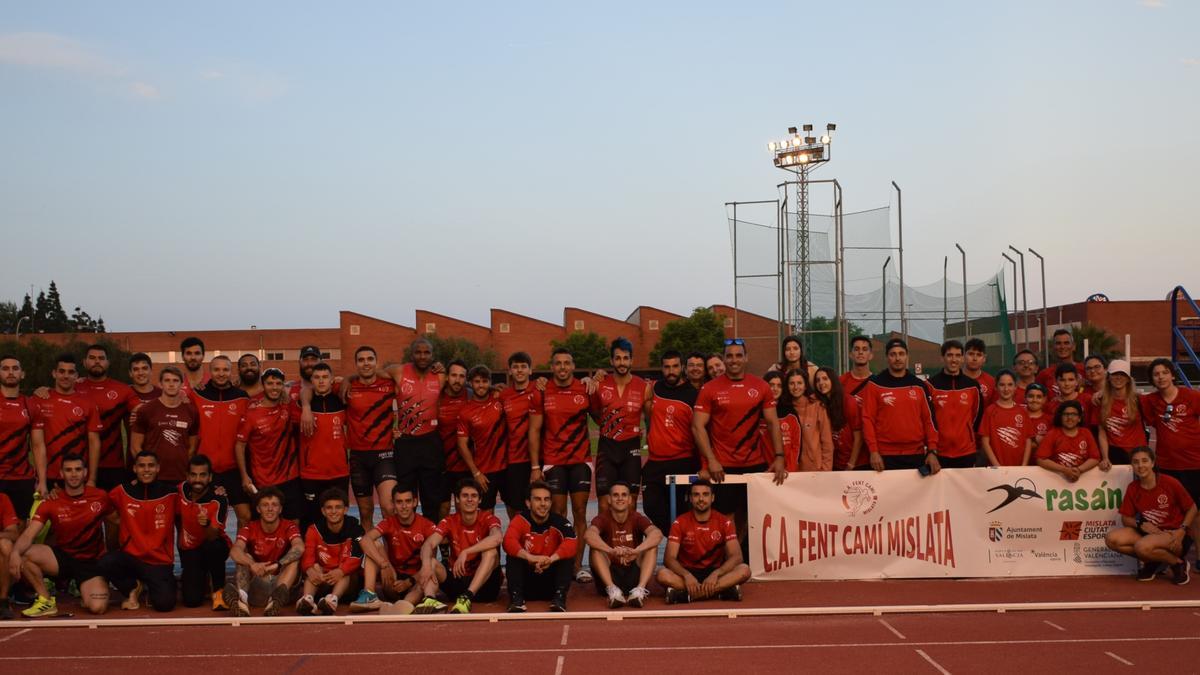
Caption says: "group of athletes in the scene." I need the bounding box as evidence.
[0,326,1195,619]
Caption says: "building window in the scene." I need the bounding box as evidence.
[425,322,437,333]
[266,352,284,361]
[574,320,584,331]
[724,318,733,328]
[321,352,331,360]
[648,319,659,331]
[499,322,511,333]
[349,324,360,336]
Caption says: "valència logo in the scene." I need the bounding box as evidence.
[986,478,1041,513]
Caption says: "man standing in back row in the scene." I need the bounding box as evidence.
[863,338,940,473]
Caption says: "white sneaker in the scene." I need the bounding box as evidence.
[626,586,649,608]
[574,568,593,583]
[317,594,338,615]
[606,585,626,609]
[296,594,317,616]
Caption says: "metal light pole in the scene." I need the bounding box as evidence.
[1028,248,1048,359]
[1002,253,1018,350]
[956,244,968,337]
[1008,245,1029,351]
[892,181,907,342]
[15,315,29,340]
[881,256,891,335]
[943,256,948,340]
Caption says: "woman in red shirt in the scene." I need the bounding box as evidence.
[1105,446,1195,585]
[1036,400,1100,482]
[980,371,1032,467]
[813,367,862,471]
[1094,359,1146,469]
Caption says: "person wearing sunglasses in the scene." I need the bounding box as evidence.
[1140,358,1200,569]
[1035,400,1099,482]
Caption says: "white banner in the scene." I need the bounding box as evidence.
[747,466,1136,580]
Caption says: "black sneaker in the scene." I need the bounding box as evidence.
[549,592,567,613]
[0,598,13,620]
[1136,561,1163,581]
[1171,562,1190,586]
[718,585,743,601]
[507,593,527,613]
[664,587,690,605]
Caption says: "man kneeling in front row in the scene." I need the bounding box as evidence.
[504,480,576,612]
[586,481,661,608]
[657,478,749,603]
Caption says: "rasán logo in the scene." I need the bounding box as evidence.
[986,478,1041,513]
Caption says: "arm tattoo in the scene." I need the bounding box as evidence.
[277,545,303,566]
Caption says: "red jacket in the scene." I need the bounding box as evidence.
[301,516,365,574]
[503,511,577,560]
[862,371,939,456]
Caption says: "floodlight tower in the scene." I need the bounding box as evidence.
[768,123,835,342]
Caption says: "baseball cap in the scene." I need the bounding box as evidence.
[885,337,907,353]
[1107,359,1131,377]
[299,345,322,359]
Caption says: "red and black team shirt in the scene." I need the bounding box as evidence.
[861,371,939,457]
[499,384,536,465]
[34,486,112,561]
[0,394,35,481]
[1140,388,1200,471]
[533,379,591,466]
[970,371,998,406]
[923,371,983,459]
[126,386,162,436]
[456,398,509,474]
[434,510,501,575]
[177,483,231,550]
[189,383,251,474]
[292,393,348,480]
[75,378,138,470]
[345,378,396,451]
[31,392,103,480]
[1120,473,1196,530]
[302,516,365,574]
[669,509,737,570]
[694,374,776,468]
[647,380,698,462]
[237,519,302,564]
[237,403,299,487]
[438,389,469,473]
[110,481,178,566]
[502,511,577,559]
[375,513,436,576]
[591,376,646,442]
[396,364,441,437]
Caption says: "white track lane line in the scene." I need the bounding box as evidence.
[555,655,565,675]
[561,624,570,646]
[915,649,951,675]
[1105,652,1133,666]
[1043,620,1066,632]
[878,619,906,639]
[0,629,30,644]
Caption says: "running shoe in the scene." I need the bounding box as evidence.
[121,580,144,610]
[350,589,382,613]
[507,594,527,613]
[718,585,743,602]
[0,599,14,620]
[264,583,290,617]
[223,582,250,617]
[664,588,690,605]
[412,596,447,614]
[212,590,229,611]
[606,585,626,609]
[549,592,567,612]
[21,595,57,618]
[574,568,593,583]
[626,586,649,608]
[1136,561,1163,581]
[1171,562,1190,586]
[317,594,338,615]
[296,594,317,616]
[449,594,472,614]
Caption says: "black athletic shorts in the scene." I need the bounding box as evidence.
[444,470,473,498]
[882,454,926,471]
[595,437,642,496]
[0,478,35,518]
[711,463,766,517]
[595,561,642,594]
[51,547,105,587]
[440,565,502,603]
[1161,468,1200,506]
[213,469,249,506]
[684,566,720,582]
[349,449,397,497]
[544,462,592,495]
[395,432,447,514]
[937,454,978,469]
[503,462,532,511]
[95,467,130,492]
[257,478,304,522]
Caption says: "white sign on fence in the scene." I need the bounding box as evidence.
[746,466,1136,580]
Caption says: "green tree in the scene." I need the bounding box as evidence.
[402,333,499,370]
[43,281,69,332]
[0,337,132,391]
[550,331,610,370]
[649,307,726,365]
[0,301,17,334]
[803,316,865,370]
[1073,323,1121,361]
[19,294,34,327]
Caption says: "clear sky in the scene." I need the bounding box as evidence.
[2,1,1196,331]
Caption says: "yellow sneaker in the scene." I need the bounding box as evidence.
[22,595,57,618]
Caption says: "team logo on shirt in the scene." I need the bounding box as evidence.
[156,503,166,514]
[1077,440,1086,450]
[600,389,614,403]
[573,395,586,406]
[106,390,119,400]
[401,382,414,395]
[880,392,896,407]
[228,403,239,412]
[996,427,1022,447]
[72,406,84,417]
[959,393,968,403]
[162,428,184,446]
[1157,494,1170,508]
[907,390,918,399]
[89,502,103,513]
[748,388,760,399]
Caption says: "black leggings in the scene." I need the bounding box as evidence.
[180,538,231,607]
[99,550,177,612]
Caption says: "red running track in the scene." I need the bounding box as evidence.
[1,608,1199,674]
